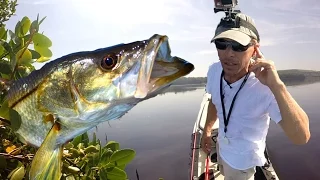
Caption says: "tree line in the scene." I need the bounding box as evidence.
[172,69,320,86]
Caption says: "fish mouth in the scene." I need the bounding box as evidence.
[134,34,194,98]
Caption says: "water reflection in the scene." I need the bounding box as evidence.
[267,82,320,180]
[91,82,320,180]
[158,84,205,95]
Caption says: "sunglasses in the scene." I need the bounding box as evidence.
[214,39,253,52]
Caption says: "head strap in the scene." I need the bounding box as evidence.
[218,13,260,42]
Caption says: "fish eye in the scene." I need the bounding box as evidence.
[101,54,118,70]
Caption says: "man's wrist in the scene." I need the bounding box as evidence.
[269,80,286,92]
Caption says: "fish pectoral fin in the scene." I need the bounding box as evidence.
[29,123,63,180]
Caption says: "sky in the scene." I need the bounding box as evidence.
[5,0,320,77]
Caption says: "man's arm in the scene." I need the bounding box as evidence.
[270,82,310,145]
[203,99,218,136]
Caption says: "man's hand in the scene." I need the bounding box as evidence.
[249,45,310,145]
[249,46,284,89]
[201,101,217,154]
[201,134,212,155]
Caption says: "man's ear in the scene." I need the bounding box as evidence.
[252,39,260,47]
[251,39,260,59]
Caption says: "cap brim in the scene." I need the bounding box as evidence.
[211,30,251,46]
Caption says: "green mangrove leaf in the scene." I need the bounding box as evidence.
[100,149,113,166]
[29,49,41,59]
[67,166,80,173]
[0,26,6,40]
[16,48,32,64]
[65,175,76,180]
[36,56,50,63]
[99,168,108,180]
[105,141,120,152]
[0,60,11,74]
[64,142,74,149]
[34,45,52,58]
[32,32,52,47]
[110,149,135,166]
[9,108,22,131]
[0,155,7,169]
[29,20,39,33]
[72,135,82,147]
[21,16,31,35]
[14,21,22,37]
[84,145,99,154]
[87,153,99,167]
[81,132,89,147]
[88,132,97,146]
[105,167,127,180]
[8,165,25,180]
[38,16,47,25]
[0,44,5,56]
[0,99,9,120]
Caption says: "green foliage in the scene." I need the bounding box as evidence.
[0,13,51,180]
[61,132,136,180]
[0,0,18,27]
[0,14,52,85]
[0,11,138,180]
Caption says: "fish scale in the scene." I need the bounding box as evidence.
[7,54,79,108]
[13,91,52,147]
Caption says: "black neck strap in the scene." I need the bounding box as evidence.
[220,70,249,135]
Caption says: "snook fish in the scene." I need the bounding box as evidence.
[5,34,194,179]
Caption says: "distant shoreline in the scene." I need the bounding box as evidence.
[172,69,320,86]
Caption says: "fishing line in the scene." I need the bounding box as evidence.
[190,131,198,180]
[205,154,210,180]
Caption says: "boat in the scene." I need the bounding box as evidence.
[189,92,280,180]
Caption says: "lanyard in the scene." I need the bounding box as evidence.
[219,70,249,135]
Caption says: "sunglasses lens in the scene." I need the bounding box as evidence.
[214,40,227,50]
[214,39,250,52]
[232,43,249,52]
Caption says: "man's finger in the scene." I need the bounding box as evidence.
[250,61,272,71]
[253,67,261,77]
[254,46,264,59]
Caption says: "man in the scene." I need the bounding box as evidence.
[201,12,310,180]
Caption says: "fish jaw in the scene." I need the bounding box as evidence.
[148,56,194,94]
[133,34,194,98]
[133,35,166,98]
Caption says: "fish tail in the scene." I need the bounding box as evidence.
[29,122,63,180]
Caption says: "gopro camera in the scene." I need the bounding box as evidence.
[213,0,239,13]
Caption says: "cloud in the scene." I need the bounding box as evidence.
[293,40,320,44]
[250,0,320,31]
[259,38,277,47]
[19,0,62,5]
[265,0,301,11]
[254,0,320,17]
[33,0,51,4]
[196,50,217,55]
[68,0,205,26]
[253,14,320,46]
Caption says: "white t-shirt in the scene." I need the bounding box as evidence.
[205,61,282,170]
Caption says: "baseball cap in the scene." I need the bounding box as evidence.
[210,13,260,46]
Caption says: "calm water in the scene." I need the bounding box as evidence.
[93,82,320,180]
